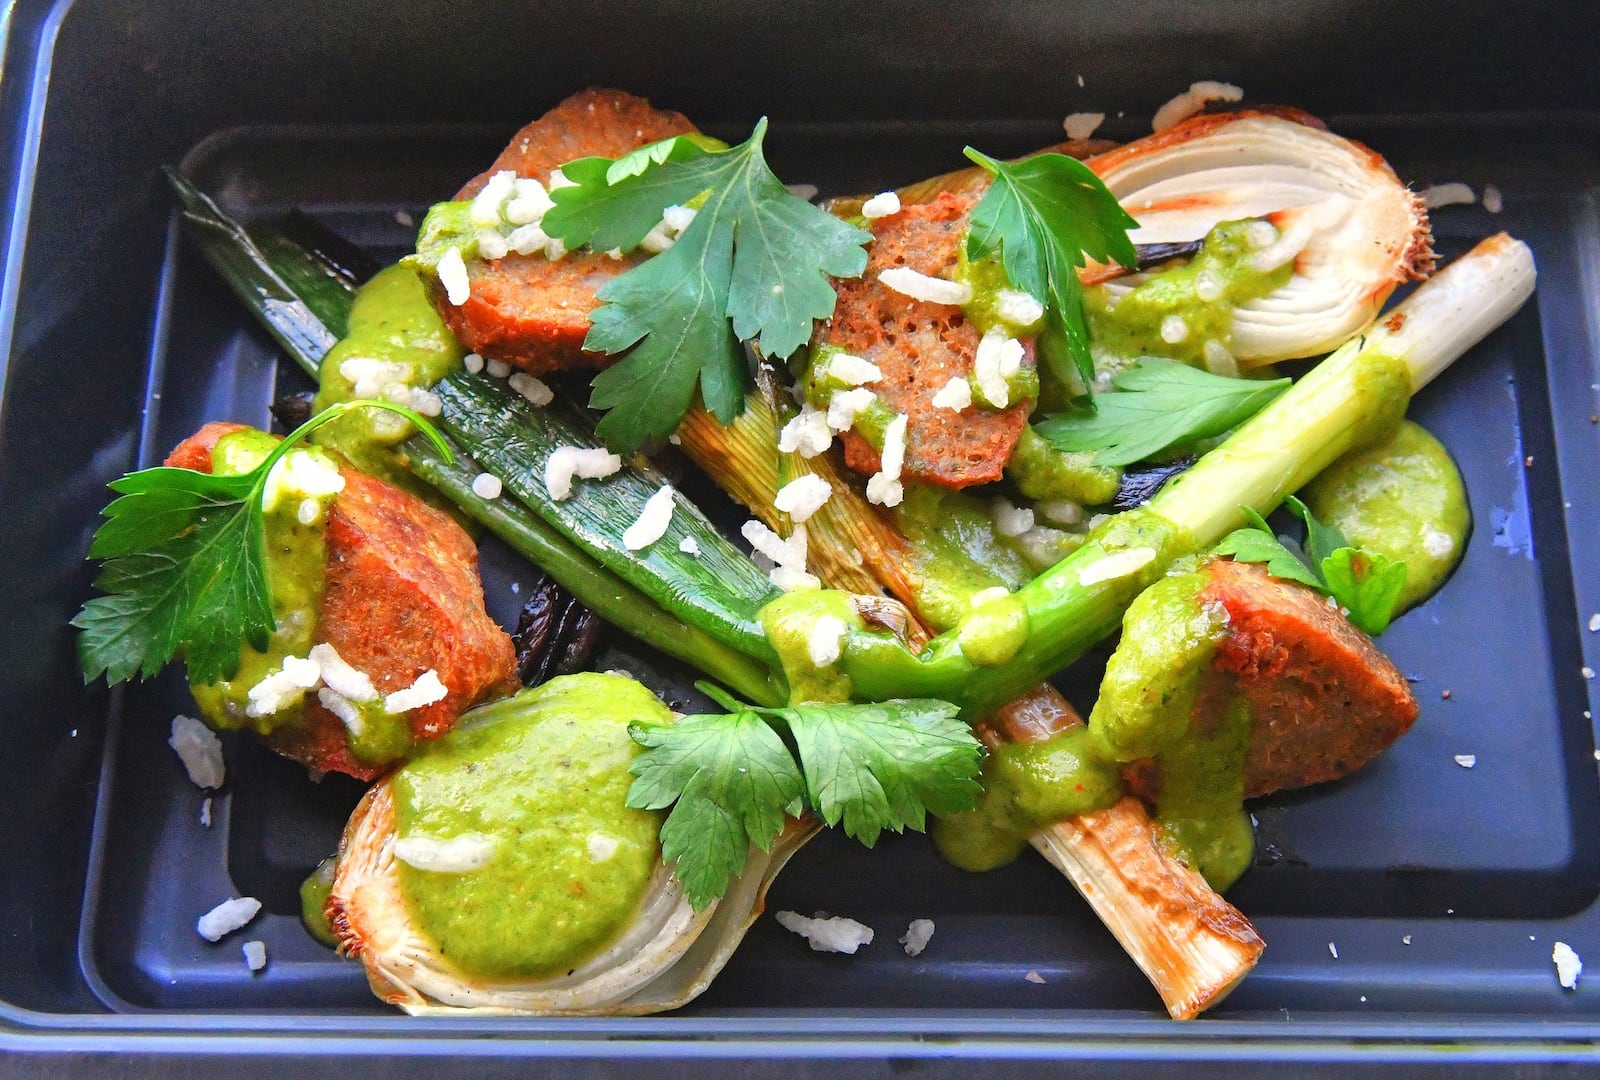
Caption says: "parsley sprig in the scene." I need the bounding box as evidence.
[626,683,984,909]
[540,123,873,452]
[72,401,451,686]
[1213,497,1409,635]
[1034,359,1290,466]
[963,148,1140,395]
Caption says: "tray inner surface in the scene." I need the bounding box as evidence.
[79,115,1600,1020]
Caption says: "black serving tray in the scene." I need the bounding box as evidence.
[4,0,1600,1071]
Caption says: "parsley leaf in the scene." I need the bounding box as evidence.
[1213,498,1409,635]
[783,699,982,846]
[72,400,450,687]
[963,148,1139,394]
[1284,497,1409,636]
[627,710,805,911]
[627,692,984,909]
[1034,359,1290,466]
[1211,508,1323,591]
[541,120,873,452]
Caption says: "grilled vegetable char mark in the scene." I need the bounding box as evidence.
[166,421,518,780]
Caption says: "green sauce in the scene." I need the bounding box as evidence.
[391,673,667,980]
[933,727,1122,871]
[1302,420,1470,611]
[892,486,1032,631]
[300,856,341,948]
[311,264,465,492]
[934,565,1256,892]
[1005,425,1122,505]
[1084,219,1294,372]
[1087,572,1227,762]
[957,592,1030,668]
[188,430,331,735]
[957,252,1047,339]
[758,590,860,704]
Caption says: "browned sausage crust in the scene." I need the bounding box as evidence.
[436,89,698,376]
[1124,559,1419,802]
[166,422,517,779]
[1205,559,1418,798]
[819,193,1034,490]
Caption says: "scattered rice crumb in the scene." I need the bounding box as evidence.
[1589,614,1600,632]
[309,642,378,702]
[807,614,847,668]
[824,352,883,387]
[678,536,700,556]
[827,387,878,433]
[242,940,267,973]
[861,191,901,219]
[1152,80,1244,132]
[1482,184,1503,213]
[199,798,212,828]
[437,246,470,306]
[1421,182,1476,209]
[383,670,448,714]
[1063,112,1105,141]
[995,289,1044,327]
[1554,941,1583,989]
[972,329,1024,408]
[394,209,414,227]
[1078,546,1157,586]
[622,485,676,550]
[878,266,973,306]
[586,833,619,863]
[778,405,834,458]
[1585,667,1596,680]
[774,910,875,954]
[393,833,496,873]
[544,446,623,501]
[774,475,834,523]
[168,715,225,789]
[899,918,935,957]
[1402,935,1412,945]
[485,357,511,379]
[1024,970,1046,984]
[1454,754,1477,769]
[930,376,972,412]
[1076,73,1085,88]
[508,372,554,406]
[471,472,502,500]
[866,414,908,508]
[197,897,262,942]
[990,497,1035,538]
[1328,942,1339,959]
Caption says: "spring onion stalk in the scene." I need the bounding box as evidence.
[431,375,780,664]
[834,235,1536,712]
[673,386,1266,1020]
[406,435,781,707]
[166,168,341,379]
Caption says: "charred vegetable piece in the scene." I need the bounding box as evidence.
[513,576,604,687]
